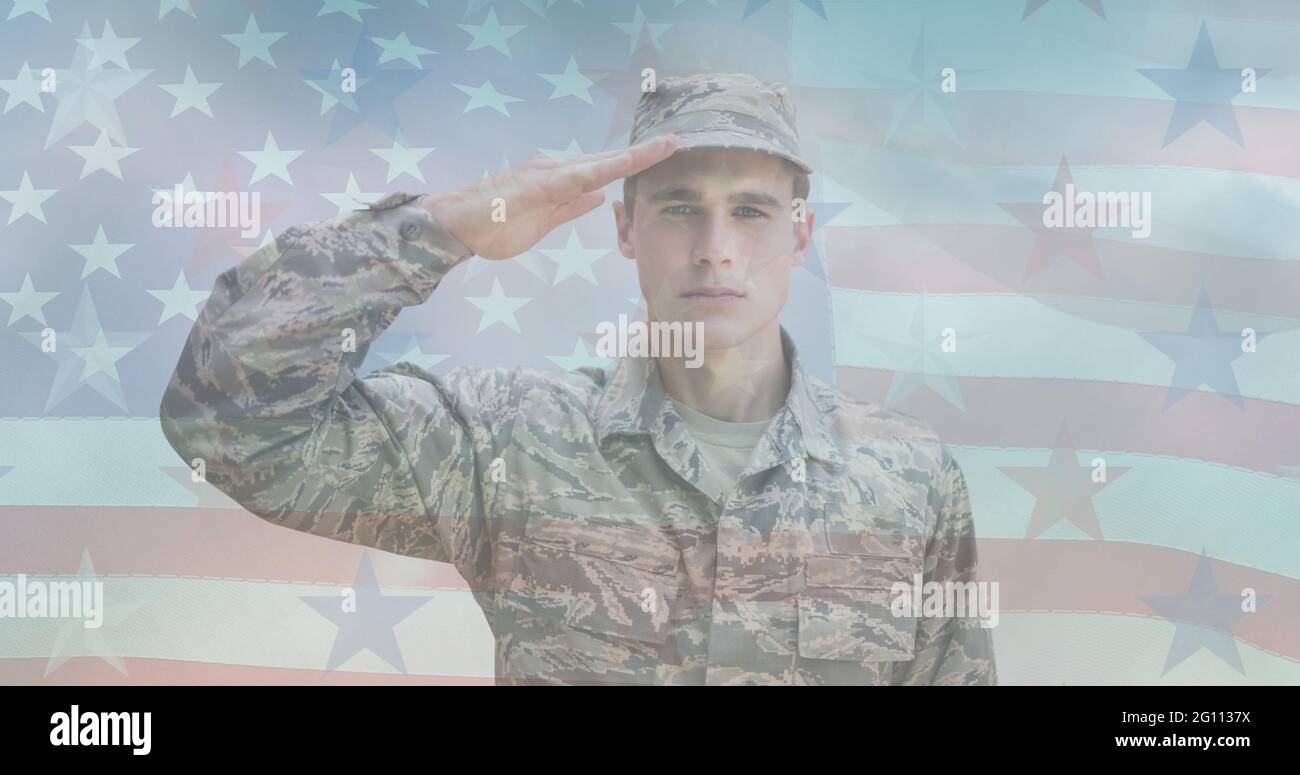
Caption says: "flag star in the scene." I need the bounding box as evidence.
[238,131,303,184]
[321,173,385,213]
[317,0,377,22]
[0,273,59,326]
[0,171,56,224]
[466,278,531,333]
[71,225,133,279]
[453,80,523,116]
[743,0,826,19]
[19,289,148,413]
[370,31,436,66]
[1139,287,1260,410]
[45,550,150,678]
[859,295,986,412]
[1022,0,1105,19]
[299,552,432,673]
[458,8,525,57]
[370,135,434,183]
[540,229,609,285]
[866,27,970,147]
[998,423,1128,540]
[7,0,50,22]
[158,0,196,19]
[45,25,152,149]
[547,338,612,371]
[538,139,586,159]
[998,157,1102,280]
[158,64,222,117]
[72,328,133,382]
[302,58,370,115]
[0,61,46,113]
[378,337,450,370]
[1138,22,1261,147]
[464,0,548,17]
[1140,550,1261,675]
[539,55,597,104]
[67,129,138,180]
[148,271,209,324]
[76,20,142,69]
[222,14,286,69]
[612,5,672,55]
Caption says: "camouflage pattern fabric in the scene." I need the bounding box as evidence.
[631,73,813,174]
[159,194,996,685]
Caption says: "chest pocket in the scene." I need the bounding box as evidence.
[797,502,922,663]
[503,512,683,645]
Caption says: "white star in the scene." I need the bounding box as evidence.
[70,225,133,278]
[7,0,51,22]
[466,278,531,333]
[370,136,434,183]
[238,131,303,184]
[158,0,195,19]
[148,271,209,324]
[453,80,523,116]
[0,61,46,113]
[45,550,149,678]
[316,0,377,22]
[67,129,138,179]
[72,328,133,382]
[222,14,286,69]
[547,338,612,371]
[0,171,56,224]
[539,229,609,285]
[612,5,672,55]
[321,173,385,214]
[76,20,142,69]
[158,64,222,117]
[0,273,59,326]
[539,55,596,104]
[458,8,525,57]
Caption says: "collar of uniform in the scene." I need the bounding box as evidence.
[593,327,844,468]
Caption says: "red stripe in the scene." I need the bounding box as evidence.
[835,367,1299,475]
[825,224,1300,315]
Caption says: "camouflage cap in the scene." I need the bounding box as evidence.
[630,73,812,174]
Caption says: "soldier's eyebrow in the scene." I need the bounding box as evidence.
[729,191,783,208]
[646,187,701,203]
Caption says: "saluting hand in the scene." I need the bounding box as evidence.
[422,135,678,260]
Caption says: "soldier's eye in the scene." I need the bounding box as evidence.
[663,205,695,215]
[734,206,767,219]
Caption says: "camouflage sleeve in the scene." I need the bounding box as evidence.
[893,443,998,685]
[158,195,506,567]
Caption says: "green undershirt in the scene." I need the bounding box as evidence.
[670,399,771,502]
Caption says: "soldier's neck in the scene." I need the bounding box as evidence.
[655,320,789,423]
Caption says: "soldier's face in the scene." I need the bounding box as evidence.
[614,148,813,350]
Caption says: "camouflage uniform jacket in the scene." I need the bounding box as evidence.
[159,193,997,685]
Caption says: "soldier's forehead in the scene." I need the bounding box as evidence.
[638,148,792,190]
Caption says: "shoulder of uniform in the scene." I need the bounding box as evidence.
[805,372,942,446]
[513,364,607,410]
[368,192,423,211]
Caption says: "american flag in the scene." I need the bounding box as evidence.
[0,0,1296,684]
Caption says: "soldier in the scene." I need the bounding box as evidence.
[160,73,996,685]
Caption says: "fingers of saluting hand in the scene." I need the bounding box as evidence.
[551,135,679,198]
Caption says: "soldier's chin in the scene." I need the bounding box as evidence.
[696,317,757,351]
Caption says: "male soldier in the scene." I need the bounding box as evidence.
[160,73,996,685]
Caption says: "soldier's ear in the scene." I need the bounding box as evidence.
[614,200,636,260]
[792,208,814,267]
